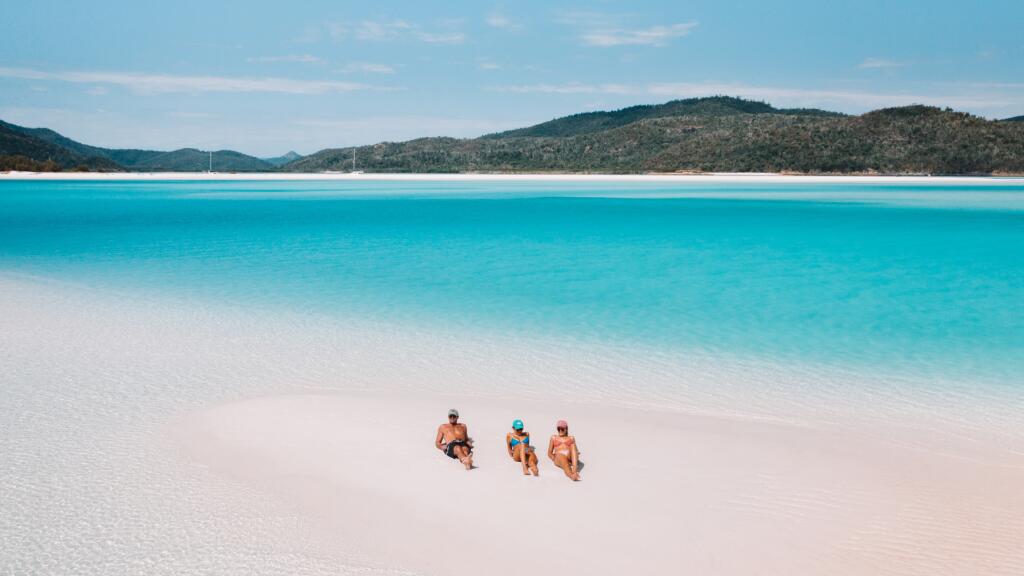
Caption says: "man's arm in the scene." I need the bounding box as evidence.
[435,425,446,451]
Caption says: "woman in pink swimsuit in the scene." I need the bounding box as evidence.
[547,419,580,481]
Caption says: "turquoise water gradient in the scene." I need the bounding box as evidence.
[1,180,1022,384]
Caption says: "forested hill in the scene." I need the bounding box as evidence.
[285,99,1024,175]
[262,151,304,167]
[0,120,121,171]
[5,97,1024,174]
[0,120,275,172]
[483,96,844,138]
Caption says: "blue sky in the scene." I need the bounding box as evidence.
[2,0,1022,156]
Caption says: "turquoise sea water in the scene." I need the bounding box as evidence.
[1,179,1022,386]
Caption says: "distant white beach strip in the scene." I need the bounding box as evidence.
[3,170,1024,184]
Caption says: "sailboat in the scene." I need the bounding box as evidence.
[350,147,363,175]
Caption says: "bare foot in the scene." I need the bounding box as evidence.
[530,466,539,477]
[463,456,473,470]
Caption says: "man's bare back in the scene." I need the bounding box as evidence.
[435,409,473,470]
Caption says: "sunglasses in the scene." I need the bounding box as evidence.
[448,415,458,419]
[557,427,567,431]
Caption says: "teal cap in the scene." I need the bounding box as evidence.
[512,419,524,430]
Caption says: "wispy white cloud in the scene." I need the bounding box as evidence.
[338,62,396,74]
[581,22,698,47]
[556,11,618,28]
[485,82,637,95]
[354,19,414,41]
[318,19,465,44]
[414,31,466,44]
[84,86,108,96]
[857,58,908,70]
[247,54,324,64]
[485,13,521,30]
[486,81,1022,113]
[556,12,695,47]
[479,61,501,70]
[0,66,392,95]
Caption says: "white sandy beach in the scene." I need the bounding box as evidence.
[3,273,1023,575]
[181,394,1024,576]
[3,170,1024,184]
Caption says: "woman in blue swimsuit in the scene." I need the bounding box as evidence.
[506,419,539,476]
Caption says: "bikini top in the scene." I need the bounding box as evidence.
[551,435,575,449]
[509,433,529,447]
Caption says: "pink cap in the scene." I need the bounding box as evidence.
[556,420,568,429]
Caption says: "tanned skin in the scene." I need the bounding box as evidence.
[547,426,580,481]
[506,428,539,476]
[435,413,473,470]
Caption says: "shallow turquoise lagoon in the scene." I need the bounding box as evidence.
[1,179,1021,385]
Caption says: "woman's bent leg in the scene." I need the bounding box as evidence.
[554,454,575,479]
[514,445,529,474]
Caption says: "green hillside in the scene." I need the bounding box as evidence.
[6,97,1024,175]
[1004,115,1024,122]
[127,148,275,172]
[483,96,843,139]
[262,151,303,167]
[0,121,121,170]
[285,100,1024,175]
[0,120,274,172]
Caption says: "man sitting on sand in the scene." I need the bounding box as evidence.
[435,409,474,470]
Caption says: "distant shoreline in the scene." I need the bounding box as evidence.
[3,171,1024,184]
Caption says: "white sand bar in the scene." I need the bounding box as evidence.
[182,392,1024,576]
[3,274,1022,575]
